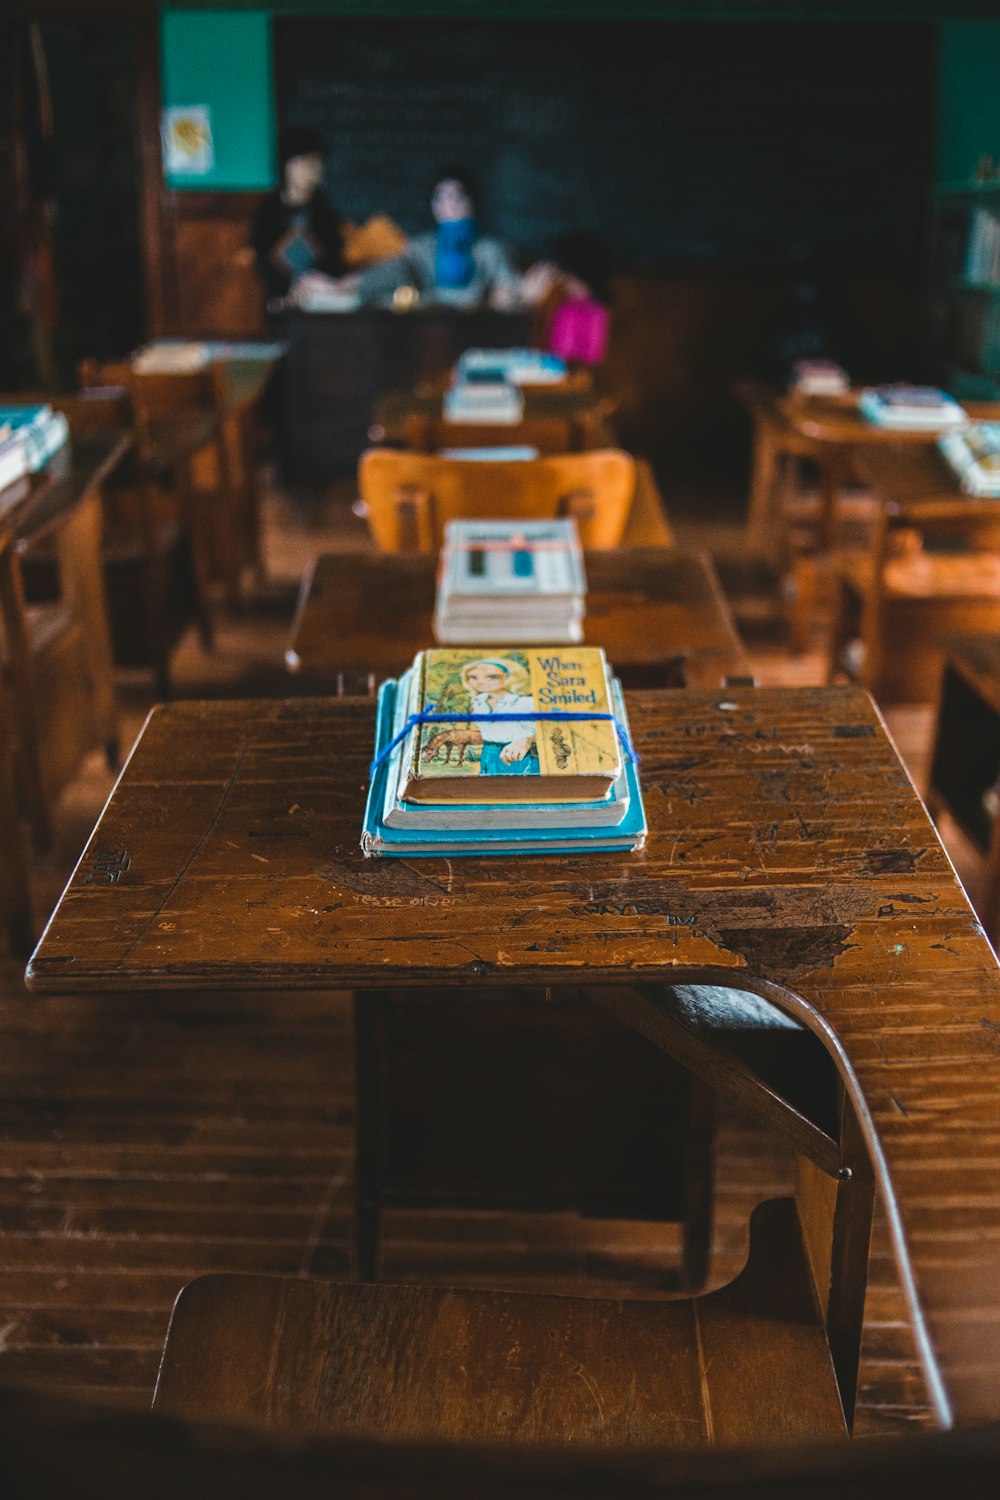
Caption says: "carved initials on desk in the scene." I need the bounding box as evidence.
[84,849,131,885]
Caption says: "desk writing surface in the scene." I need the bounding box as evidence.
[286,549,746,689]
[0,433,130,543]
[855,444,1000,521]
[25,685,1000,1423]
[781,394,1000,447]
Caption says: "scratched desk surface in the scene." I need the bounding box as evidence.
[286,549,750,691]
[26,685,1000,1428]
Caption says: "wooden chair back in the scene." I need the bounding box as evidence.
[153,975,877,1443]
[401,410,603,455]
[830,497,1000,702]
[358,447,635,552]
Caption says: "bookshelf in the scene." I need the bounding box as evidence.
[932,180,1000,397]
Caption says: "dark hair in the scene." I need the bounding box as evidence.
[278,125,327,170]
[431,168,480,216]
[549,231,614,306]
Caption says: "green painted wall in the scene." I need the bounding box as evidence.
[938,19,1000,184]
[161,10,275,188]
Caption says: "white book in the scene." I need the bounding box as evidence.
[443,382,524,425]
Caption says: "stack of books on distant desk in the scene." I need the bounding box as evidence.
[456,348,568,386]
[0,404,69,491]
[362,645,646,857]
[789,359,849,396]
[434,519,586,644]
[859,384,967,430]
[443,377,524,425]
[939,422,1000,496]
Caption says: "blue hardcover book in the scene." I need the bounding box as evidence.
[361,677,646,857]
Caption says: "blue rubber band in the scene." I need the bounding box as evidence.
[370,709,637,780]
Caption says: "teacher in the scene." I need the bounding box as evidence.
[355,170,522,309]
[250,125,347,312]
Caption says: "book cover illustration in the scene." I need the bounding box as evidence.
[409,646,619,788]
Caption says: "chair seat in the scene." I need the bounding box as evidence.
[839,550,1000,601]
[153,1198,846,1450]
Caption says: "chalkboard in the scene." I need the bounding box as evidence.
[275,18,935,275]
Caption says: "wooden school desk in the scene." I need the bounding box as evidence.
[829,444,1000,702]
[285,548,749,691]
[2,432,127,851]
[737,382,1000,559]
[26,685,1000,1429]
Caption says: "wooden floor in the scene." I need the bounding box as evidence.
[0,477,959,1435]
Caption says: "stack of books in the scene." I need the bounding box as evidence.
[132,341,213,373]
[789,359,849,396]
[859,385,967,430]
[939,422,1000,495]
[434,519,586,644]
[362,645,646,857]
[443,376,524,425]
[456,348,568,386]
[0,404,69,490]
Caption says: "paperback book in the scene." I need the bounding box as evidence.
[859,385,967,430]
[394,645,622,805]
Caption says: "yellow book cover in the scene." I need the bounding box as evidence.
[400,646,622,805]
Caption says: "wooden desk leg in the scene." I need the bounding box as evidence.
[746,421,781,562]
[354,991,387,1283]
[0,679,32,954]
[817,453,848,553]
[177,458,216,653]
[680,1075,716,1292]
[0,547,54,852]
[55,493,120,769]
[797,1096,874,1430]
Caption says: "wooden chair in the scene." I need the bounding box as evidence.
[401,409,605,455]
[68,378,215,694]
[6,1380,1000,1499]
[358,448,635,552]
[81,356,252,609]
[155,981,874,1443]
[828,502,1000,703]
[0,485,119,853]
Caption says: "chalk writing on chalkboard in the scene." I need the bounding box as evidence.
[276,18,933,272]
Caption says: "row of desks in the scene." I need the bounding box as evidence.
[16,364,1000,1435]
